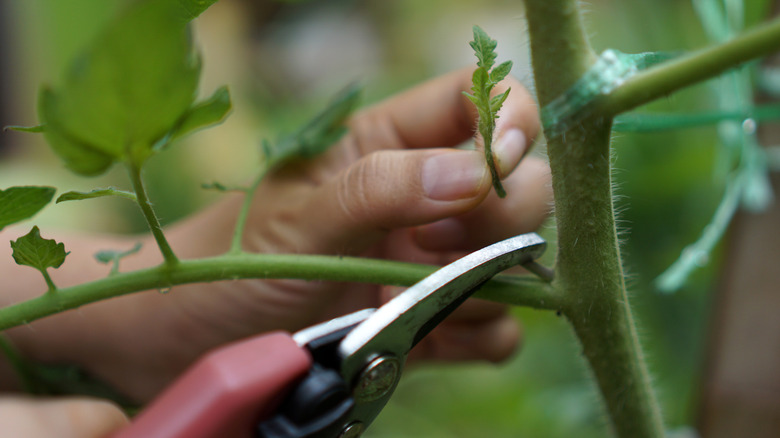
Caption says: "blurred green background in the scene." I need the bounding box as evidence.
[0,0,775,436]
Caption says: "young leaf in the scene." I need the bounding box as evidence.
[3,125,45,133]
[463,26,512,198]
[264,84,361,168]
[490,60,513,84]
[164,86,232,147]
[0,187,56,231]
[10,227,69,292]
[94,242,142,275]
[469,25,498,70]
[56,188,137,203]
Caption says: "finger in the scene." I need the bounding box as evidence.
[0,396,128,438]
[349,67,539,153]
[284,147,494,255]
[413,156,552,252]
[408,315,522,364]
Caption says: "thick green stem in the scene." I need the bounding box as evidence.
[603,15,780,116]
[127,165,178,267]
[523,1,664,437]
[0,254,558,331]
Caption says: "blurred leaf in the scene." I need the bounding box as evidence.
[3,124,45,133]
[0,187,56,231]
[11,226,69,273]
[174,0,220,21]
[38,0,206,175]
[201,181,245,192]
[264,84,361,168]
[56,188,136,203]
[164,86,232,146]
[94,242,142,275]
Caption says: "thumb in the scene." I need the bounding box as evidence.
[299,147,492,254]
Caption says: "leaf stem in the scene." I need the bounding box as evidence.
[41,269,57,294]
[127,165,178,267]
[0,254,558,331]
[602,16,780,116]
[229,166,270,254]
[483,127,506,197]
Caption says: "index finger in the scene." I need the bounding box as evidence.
[349,67,540,152]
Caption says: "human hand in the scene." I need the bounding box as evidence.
[0,396,127,438]
[151,67,550,386]
[4,68,551,402]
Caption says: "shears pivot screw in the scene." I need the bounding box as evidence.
[338,421,365,438]
[353,354,400,403]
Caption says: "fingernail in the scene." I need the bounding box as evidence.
[422,150,487,201]
[493,128,527,177]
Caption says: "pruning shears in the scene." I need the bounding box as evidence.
[113,233,546,438]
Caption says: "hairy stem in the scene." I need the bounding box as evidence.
[127,165,178,267]
[603,15,780,116]
[0,254,558,331]
[483,126,506,197]
[523,0,664,437]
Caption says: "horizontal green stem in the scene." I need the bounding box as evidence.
[603,16,780,116]
[613,102,780,132]
[0,254,558,332]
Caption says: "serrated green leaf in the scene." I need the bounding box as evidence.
[56,188,136,203]
[3,125,45,133]
[264,84,361,168]
[466,26,512,199]
[0,187,56,231]
[38,0,203,175]
[490,60,513,84]
[165,86,232,146]
[11,226,69,273]
[490,89,511,115]
[471,68,490,95]
[462,92,480,106]
[469,26,498,70]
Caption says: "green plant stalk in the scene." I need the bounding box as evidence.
[41,269,57,294]
[523,1,664,437]
[0,254,558,331]
[127,164,179,267]
[602,15,780,116]
[229,166,271,254]
[613,102,780,132]
[482,119,506,197]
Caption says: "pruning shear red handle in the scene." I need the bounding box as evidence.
[113,233,546,438]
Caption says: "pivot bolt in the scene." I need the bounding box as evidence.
[353,354,400,403]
